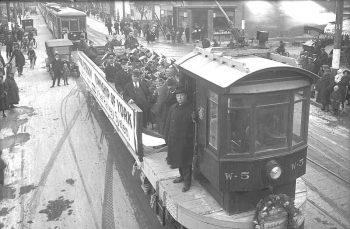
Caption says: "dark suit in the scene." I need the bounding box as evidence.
[124,80,152,127]
[51,58,63,86]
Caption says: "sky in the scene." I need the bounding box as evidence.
[245,0,336,28]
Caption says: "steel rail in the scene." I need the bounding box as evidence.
[306,157,350,186]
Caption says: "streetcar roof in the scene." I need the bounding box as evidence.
[45,39,74,47]
[176,48,317,88]
[56,7,87,17]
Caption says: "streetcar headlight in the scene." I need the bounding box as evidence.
[266,160,282,180]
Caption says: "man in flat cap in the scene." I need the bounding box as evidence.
[124,69,152,127]
[164,87,194,192]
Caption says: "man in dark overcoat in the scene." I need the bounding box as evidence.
[315,66,333,111]
[7,44,25,76]
[50,53,63,88]
[164,87,194,192]
[123,69,152,127]
[4,74,19,108]
[151,75,177,136]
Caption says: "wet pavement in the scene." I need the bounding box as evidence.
[0,13,171,229]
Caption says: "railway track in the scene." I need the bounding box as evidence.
[306,157,350,186]
[303,156,350,229]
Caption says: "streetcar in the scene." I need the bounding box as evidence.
[75,46,317,228]
[39,2,87,43]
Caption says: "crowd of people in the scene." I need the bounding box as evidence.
[80,30,196,191]
[294,39,350,115]
[315,67,350,115]
[0,50,20,119]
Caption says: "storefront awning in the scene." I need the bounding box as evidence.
[324,18,350,36]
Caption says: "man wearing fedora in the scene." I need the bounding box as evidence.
[164,86,194,192]
[123,69,152,127]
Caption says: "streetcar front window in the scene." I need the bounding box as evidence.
[70,19,78,31]
[228,109,250,153]
[79,18,86,31]
[255,105,288,151]
[62,20,69,31]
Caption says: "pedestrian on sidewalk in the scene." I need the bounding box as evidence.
[0,150,6,186]
[330,85,341,115]
[315,65,332,112]
[50,53,63,88]
[185,25,190,43]
[62,62,70,86]
[28,47,36,69]
[0,51,5,77]
[0,74,7,118]
[4,73,19,109]
[106,20,113,35]
[114,20,119,35]
[7,44,25,76]
[5,34,13,59]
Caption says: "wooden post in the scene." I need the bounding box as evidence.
[332,0,344,70]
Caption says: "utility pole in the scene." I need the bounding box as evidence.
[122,0,125,20]
[332,0,344,70]
[6,0,10,28]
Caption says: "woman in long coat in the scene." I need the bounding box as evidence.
[4,74,19,108]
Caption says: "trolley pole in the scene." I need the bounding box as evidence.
[332,0,344,70]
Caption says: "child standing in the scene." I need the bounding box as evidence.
[330,85,341,115]
[62,62,70,86]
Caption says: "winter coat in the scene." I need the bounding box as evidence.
[4,77,19,105]
[164,101,194,168]
[62,66,70,79]
[123,80,151,112]
[114,63,130,93]
[51,58,63,78]
[9,49,25,67]
[315,73,333,105]
[124,36,139,49]
[151,85,177,136]
[104,63,118,83]
[336,74,350,103]
[0,81,7,110]
[0,55,5,75]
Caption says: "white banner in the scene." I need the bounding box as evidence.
[77,52,140,154]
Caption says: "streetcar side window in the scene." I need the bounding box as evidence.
[70,19,79,31]
[292,89,306,145]
[208,91,218,150]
